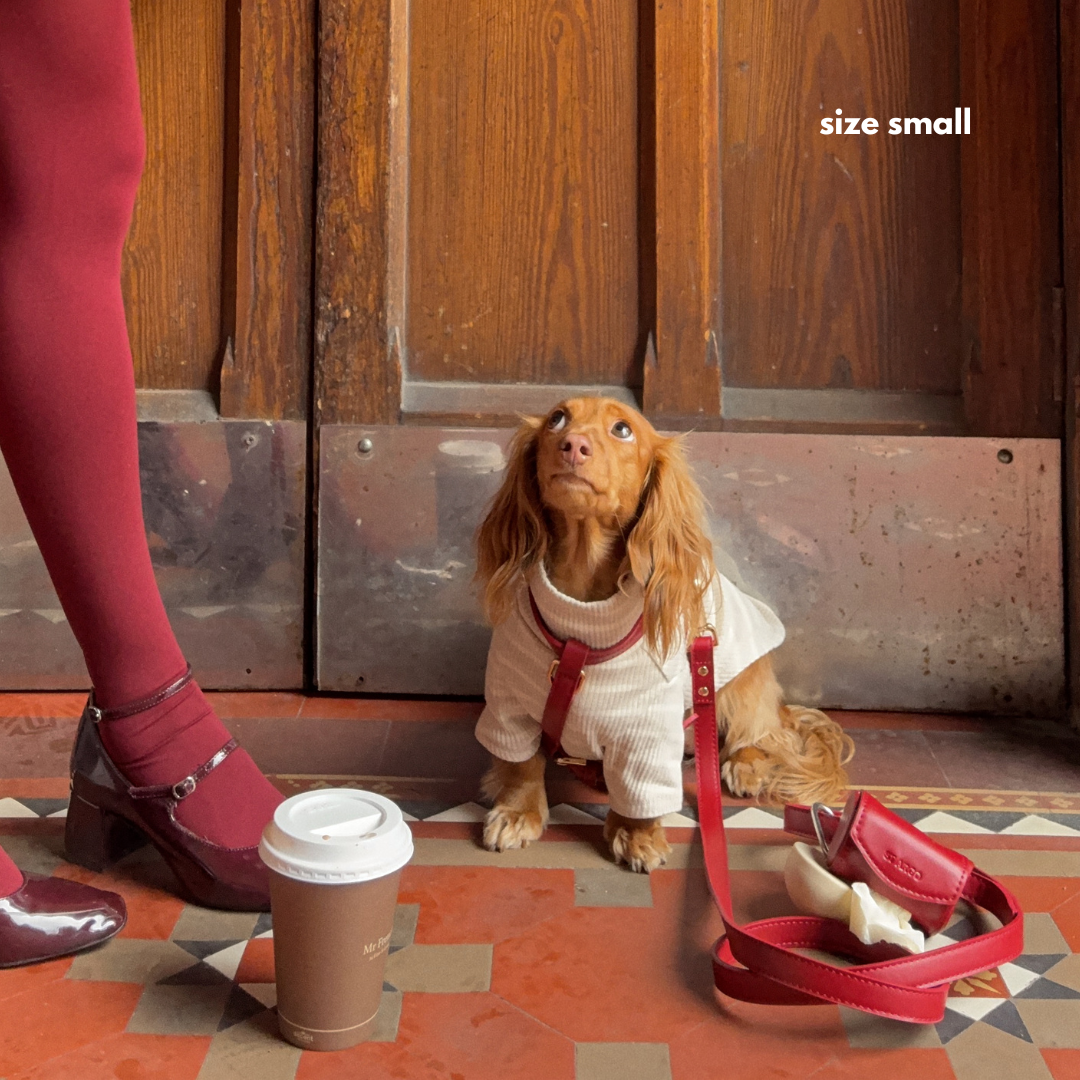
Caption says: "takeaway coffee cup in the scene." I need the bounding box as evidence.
[259,789,413,1051]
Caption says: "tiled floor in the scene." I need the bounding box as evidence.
[0,696,1079,1078]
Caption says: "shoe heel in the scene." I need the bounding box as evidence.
[65,790,146,871]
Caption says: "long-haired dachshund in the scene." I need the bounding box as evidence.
[473,397,853,872]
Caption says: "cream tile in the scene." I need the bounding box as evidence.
[1,833,65,874]
[549,804,605,825]
[197,1009,302,1080]
[1025,913,1071,954]
[127,983,232,1035]
[574,868,653,908]
[67,938,193,984]
[0,797,39,818]
[998,962,1041,996]
[945,1018,1054,1080]
[424,802,489,822]
[391,903,419,949]
[575,1042,672,1080]
[384,943,492,992]
[839,1007,942,1048]
[723,807,785,830]
[171,907,261,942]
[205,941,248,981]
[1014,999,1080,1048]
[916,812,992,834]
[658,812,698,828]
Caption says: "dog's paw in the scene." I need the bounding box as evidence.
[721,745,776,800]
[483,806,546,851]
[604,816,671,874]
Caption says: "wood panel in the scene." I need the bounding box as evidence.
[406,0,641,388]
[720,0,961,397]
[641,0,723,423]
[961,0,1062,438]
[219,0,317,421]
[314,0,406,426]
[124,0,225,392]
[1063,0,1080,727]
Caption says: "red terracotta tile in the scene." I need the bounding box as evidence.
[669,1007,847,1080]
[0,778,69,798]
[297,697,483,722]
[206,692,304,720]
[491,869,741,1042]
[1044,1049,1080,1080]
[0,695,85,720]
[219,716,389,775]
[399,866,575,944]
[844,730,951,789]
[832,712,985,732]
[1054,892,1080,951]
[295,993,574,1080]
[0,957,72,1006]
[0,978,142,1074]
[0,718,79,779]
[235,938,275,983]
[51,861,185,941]
[11,1033,211,1080]
[996,877,1080,915]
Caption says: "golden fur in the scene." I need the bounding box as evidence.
[476,397,853,872]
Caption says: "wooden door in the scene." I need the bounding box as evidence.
[312,0,1065,713]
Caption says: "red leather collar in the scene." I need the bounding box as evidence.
[527,589,644,663]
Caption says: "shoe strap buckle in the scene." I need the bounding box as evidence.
[172,776,198,800]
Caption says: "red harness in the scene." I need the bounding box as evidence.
[532,603,1024,1023]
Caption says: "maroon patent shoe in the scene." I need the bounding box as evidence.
[64,669,271,912]
[0,872,126,968]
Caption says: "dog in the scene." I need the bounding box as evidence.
[473,397,853,872]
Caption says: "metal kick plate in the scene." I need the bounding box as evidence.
[318,426,1064,714]
[0,420,306,689]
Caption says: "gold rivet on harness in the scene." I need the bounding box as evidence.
[697,665,709,676]
[548,659,586,692]
[697,686,709,697]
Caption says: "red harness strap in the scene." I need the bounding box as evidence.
[529,590,644,791]
[689,634,1023,1023]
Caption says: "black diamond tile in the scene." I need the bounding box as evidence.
[173,940,244,961]
[19,798,69,817]
[252,912,273,938]
[935,1009,977,1044]
[940,810,1027,833]
[383,981,397,992]
[217,986,270,1031]
[395,801,457,821]
[940,917,978,943]
[159,961,234,987]
[980,1000,1033,1042]
[1012,954,1068,975]
[570,804,608,822]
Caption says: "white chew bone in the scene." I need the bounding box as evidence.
[783,842,925,954]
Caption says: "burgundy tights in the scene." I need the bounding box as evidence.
[0,0,281,896]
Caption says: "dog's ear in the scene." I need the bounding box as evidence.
[625,435,715,658]
[475,415,548,625]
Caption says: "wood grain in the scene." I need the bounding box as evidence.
[642,0,723,422]
[405,0,641,388]
[314,0,405,425]
[961,0,1062,438]
[123,0,225,391]
[219,0,317,421]
[720,0,961,397]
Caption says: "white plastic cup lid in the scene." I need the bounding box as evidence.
[259,789,413,884]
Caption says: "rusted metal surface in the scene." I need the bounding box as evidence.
[0,420,306,689]
[318,426,1064,714]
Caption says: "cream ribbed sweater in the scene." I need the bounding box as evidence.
[475,562,786,819]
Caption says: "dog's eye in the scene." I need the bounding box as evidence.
[547,409,568,432]
[611,420,634,441]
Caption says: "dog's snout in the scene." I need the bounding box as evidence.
[560,433,591,466]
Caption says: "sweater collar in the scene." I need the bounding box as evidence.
[522,560,645,650]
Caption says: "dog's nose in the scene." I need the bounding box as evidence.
[560,433,591,466]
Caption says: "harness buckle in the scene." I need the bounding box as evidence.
[555,756,589,767]
[547,659,585,693]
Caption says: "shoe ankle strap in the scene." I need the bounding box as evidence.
[87,664,194,723]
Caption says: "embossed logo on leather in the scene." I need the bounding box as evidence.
[883,850,923,880]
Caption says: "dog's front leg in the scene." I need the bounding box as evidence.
[481,753,549,851]
[604,810,671,873]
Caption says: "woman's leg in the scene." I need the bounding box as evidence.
[0,0,280,854]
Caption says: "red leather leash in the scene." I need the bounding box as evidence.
[689,634,1024,1023]
[529,590,643,790]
